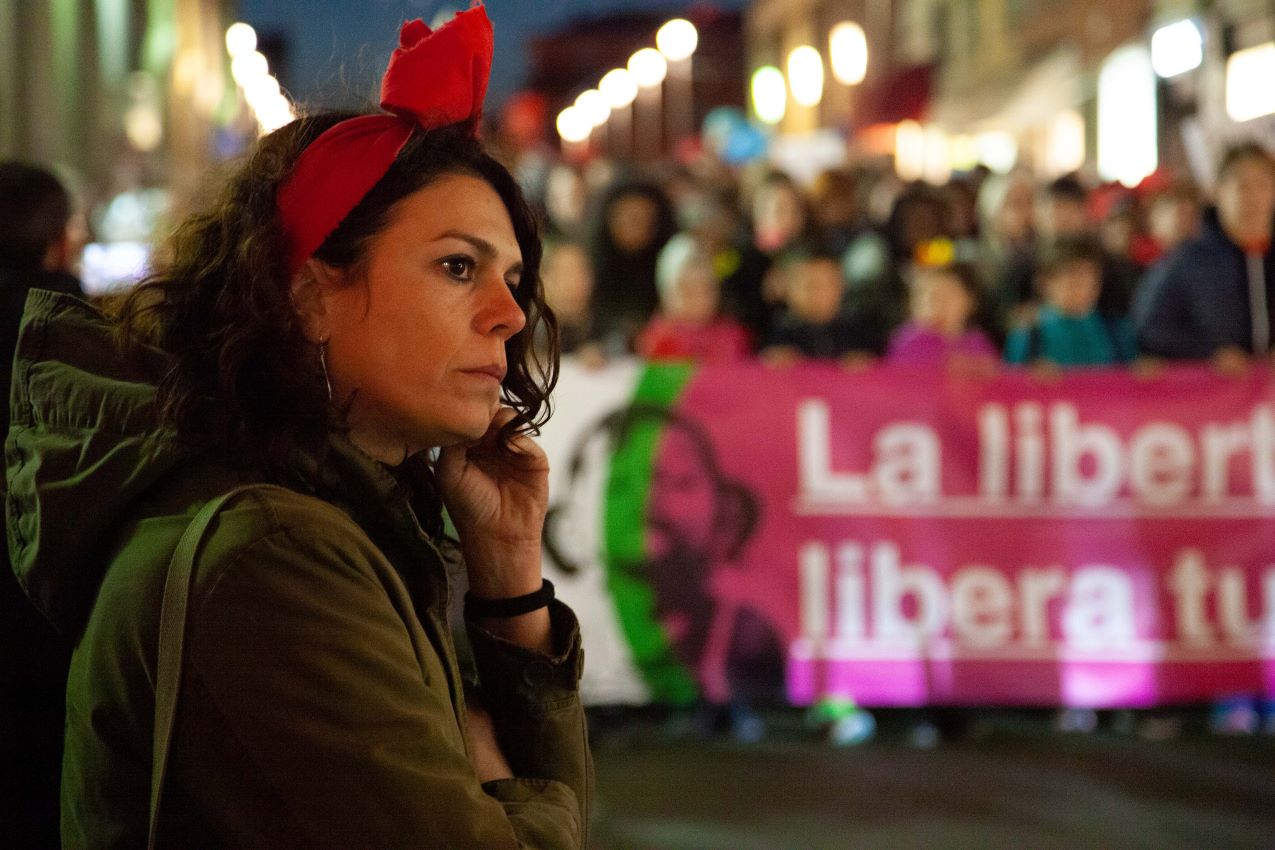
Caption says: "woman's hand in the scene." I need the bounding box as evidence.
[438,407,548,601]
[438,407,555,653]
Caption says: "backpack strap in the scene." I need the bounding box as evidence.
[149,485,260,849]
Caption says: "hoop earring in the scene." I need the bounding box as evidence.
[319,340,333,402]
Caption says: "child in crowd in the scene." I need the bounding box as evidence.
[636,234,752,363]
[886,262,998,367]
[539,240,594,355]
[762,251,883,365]
[1004,237,1137,368]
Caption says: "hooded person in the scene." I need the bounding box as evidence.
[582,177,678,354]
[6,7,591,848]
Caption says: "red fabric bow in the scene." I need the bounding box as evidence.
[277,5,494,277]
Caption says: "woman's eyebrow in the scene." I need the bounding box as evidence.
[437,230,523,275]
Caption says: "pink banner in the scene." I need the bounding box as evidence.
[660,364,1275,707]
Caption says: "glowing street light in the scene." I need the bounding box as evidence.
[751,65,787,124]
[829,22,868,85]
[556,105,592,144]
[599,68,638,108]
[574,89,611,128]
[1227,42,1275,122]
[231,50,269,86]
[656,19,698,62]
[1150,20,1203,79]
[225,22,258,58]
[787,45,824,107]
[1098,44,1157,186]
[628,47,668,88]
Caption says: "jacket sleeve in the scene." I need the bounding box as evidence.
[467,601,593,849]
[176,512,584,850]
[1133,257,1216,360]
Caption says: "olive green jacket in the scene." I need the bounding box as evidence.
[6,290,592,849]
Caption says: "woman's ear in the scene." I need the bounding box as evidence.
[290,258,339,343]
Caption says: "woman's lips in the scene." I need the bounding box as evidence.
[459,365,505,382]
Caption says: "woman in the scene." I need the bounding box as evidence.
[5,8,590,848]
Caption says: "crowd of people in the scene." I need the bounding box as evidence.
[529,139,1275,378]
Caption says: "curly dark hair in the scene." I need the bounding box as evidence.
[112,112,558,482]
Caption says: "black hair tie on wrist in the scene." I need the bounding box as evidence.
[464,578,555,619]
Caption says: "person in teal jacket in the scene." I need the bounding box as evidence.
[1005,236,1137,367]
[6,8,591,849]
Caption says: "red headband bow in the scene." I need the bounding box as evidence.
[277,5,494,277]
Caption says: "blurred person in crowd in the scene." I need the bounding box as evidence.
[1134,141,1275,370]
[636,234,751,363]
[842,183,946,337]
[721,170,815,345]
[1142,181,1201,265]
[763,251,882,366]
[999,175,1139,327]
[976,170,1036,282]
[6,10,592,847]
[0,160,86,849]
[1037,174,1090,240]
[542,163,588,242]
[1005,236,1137,368]
[809,167,864,255]
[886,259,997,369]
[585,177,678,354]
[539,240,593,355]
[674,185,744,282]
[943,178,981,261]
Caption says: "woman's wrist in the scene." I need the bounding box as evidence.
[461,542,543,600]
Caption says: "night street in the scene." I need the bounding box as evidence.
[589,712,1275,849]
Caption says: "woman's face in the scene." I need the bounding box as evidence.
[316,173,526,460]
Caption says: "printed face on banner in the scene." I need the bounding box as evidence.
[545,402,784,703]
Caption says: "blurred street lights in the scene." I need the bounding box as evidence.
[574,88,610,150]
[1226,42,1275,122]
[1098,44,1157,186]
[787,46,824,107]
[600,68,638,158]
[226,22,293,134]
[1150,20,1203,79]
[558,104,591,147]
[751,65,787,125]
[629,47,668,159]
[657,18,698,151]
[829,22,868,86]
[225,22,258,58]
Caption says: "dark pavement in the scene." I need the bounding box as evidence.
[588,710,1275,850]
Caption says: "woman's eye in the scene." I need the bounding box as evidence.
[441,257,475,281]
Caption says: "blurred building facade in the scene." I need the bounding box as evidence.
[0,0,238,224]
[736,0,1275,188]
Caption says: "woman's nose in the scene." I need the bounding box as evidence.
[476,274,527,338]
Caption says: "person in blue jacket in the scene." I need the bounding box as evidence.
[1134,141,1275,369]
[1005,236,1137,368]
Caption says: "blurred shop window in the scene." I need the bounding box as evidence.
[83,188,170,294]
